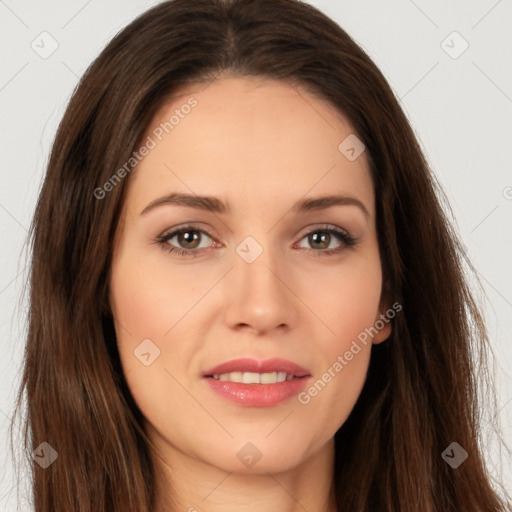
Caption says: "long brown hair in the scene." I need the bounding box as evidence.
[11,0,511,510]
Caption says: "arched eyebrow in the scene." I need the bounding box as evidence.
[140,192,369,219]
[291,195,369,219]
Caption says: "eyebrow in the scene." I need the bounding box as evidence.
[140,192,370,219]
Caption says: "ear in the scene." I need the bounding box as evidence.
[372,298,393,345]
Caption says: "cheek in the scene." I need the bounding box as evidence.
[108,252,178,398]
[108,250,211,420]
[298,304,374,439]
[109,250,207,345]
[305,248,383,348]
[295,251,381,430]
[297,345,371,446]
[109,263,197,448]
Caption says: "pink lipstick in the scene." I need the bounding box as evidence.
[202,357,311,407]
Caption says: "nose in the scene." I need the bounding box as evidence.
[223,245,299,335]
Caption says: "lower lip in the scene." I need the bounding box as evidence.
[204,376,310,407]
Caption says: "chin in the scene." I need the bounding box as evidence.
[205,438,312,475]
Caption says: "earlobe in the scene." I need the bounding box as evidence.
[372,318,392,344]
[372,298,393,344]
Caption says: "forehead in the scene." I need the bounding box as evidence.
[124,76,374,218]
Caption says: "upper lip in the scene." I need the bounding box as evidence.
[202,358,311,377]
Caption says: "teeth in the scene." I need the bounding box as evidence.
[212,371,295,384]
[243,372,260,384]
[260,372,277,384]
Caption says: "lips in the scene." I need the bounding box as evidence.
[202,358,312,407]
[202,357,310,378]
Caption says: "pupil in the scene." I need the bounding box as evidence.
[310,232,329,249]
[179,231,200,249]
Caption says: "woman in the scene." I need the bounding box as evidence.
[12,0,511,510]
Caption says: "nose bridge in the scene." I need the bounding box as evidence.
[236,239,278,293]
[223,234,297,333]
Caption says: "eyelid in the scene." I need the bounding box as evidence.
[295,222,350,238]
[158,223,220,242]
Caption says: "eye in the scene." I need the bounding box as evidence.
[155,225,218,257]
[296,226,358,256]
[154,224,358,258]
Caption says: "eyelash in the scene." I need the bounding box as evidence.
[154,224,359,259]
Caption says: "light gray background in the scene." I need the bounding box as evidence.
[1,0,511,510]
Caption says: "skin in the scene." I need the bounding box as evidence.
[109,75,392,512]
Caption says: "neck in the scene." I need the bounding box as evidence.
[151,437,337,512]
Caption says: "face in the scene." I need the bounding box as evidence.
[109,76,391,474]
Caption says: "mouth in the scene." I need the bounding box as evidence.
[202,357,310,378]
[202,358,311,407]
[206,371,306,384]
